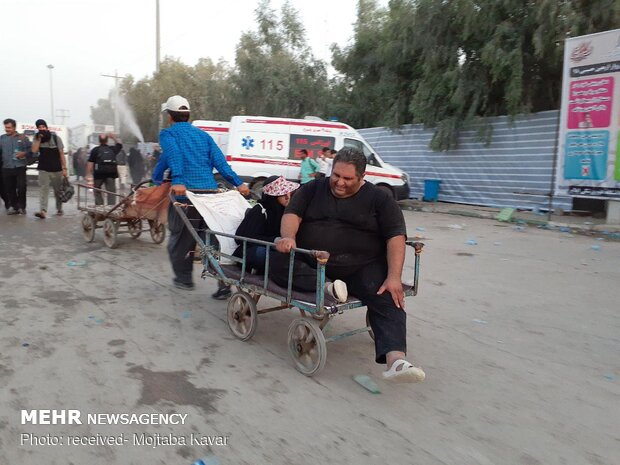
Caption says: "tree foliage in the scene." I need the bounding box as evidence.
[91,0,328,142]
[333,0,620,149]
[90,98,114,125]
[232,0,329,117]
[90,0,619,149]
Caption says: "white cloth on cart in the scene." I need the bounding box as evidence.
[186,190,251,264]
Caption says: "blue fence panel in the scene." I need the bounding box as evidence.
[359,110,571,210]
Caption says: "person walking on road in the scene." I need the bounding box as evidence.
[153,95,249,296]
[86,133,123,205]
[0,147,8,211]
[116,147,128,191]
[0,118,32,215]
[128,146,145,185]
[32,119,68,218]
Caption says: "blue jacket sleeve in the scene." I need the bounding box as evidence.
[151,151,168,185]
[206,133,242,186]
[159,130,184,185]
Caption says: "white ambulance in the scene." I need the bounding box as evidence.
[193,116,410,200]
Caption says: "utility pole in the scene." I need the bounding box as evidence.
[101,70,120,133]
[156,0,160,73]
[47,64,55,124]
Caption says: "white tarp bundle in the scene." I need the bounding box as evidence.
[185,190,251,262]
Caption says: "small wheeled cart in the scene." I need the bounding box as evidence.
[77,180,169,248]
[172,190,424,377]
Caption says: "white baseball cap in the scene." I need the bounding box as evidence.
[163,95,191,112]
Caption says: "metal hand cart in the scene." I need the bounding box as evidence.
[77,180,169,248]
[172,191,424,377]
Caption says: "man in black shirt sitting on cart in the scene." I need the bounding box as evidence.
[272,148,425,383]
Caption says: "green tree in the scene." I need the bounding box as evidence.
[332,0,620,150]
[90,97,114,125]
[90,57,237,142]
[232,0,329,117]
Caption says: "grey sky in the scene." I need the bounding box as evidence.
[1,0,377,129]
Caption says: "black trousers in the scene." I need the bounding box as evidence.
[0,165,8,209]
[167,202,226,288]
[2,167,27,211]
[270,252,407,364]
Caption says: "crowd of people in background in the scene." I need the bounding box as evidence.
[1,116,164,216]
[298,146,336,184]
[72,143,161,190]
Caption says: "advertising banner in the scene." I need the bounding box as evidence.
[555,29,620,199]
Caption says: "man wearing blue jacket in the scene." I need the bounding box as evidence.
[154,95,249,296]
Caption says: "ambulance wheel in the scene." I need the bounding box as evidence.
[81,214,96,243]
[102,218,119,249]
[227,291,258,341]
[288,318,327,377]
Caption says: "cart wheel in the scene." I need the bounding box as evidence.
[288,318,327,377]
[128,219,142,238]
[81,214,96,243]
[366,310,375,341]
[149,220,166,244]
[226,291,258,341]
[102,218,119,249]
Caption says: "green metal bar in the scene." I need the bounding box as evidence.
[286,250,295,303]
[263,244,270,289]
[325,326,372,343]
[240,240,247,281]
[257,304,289,315]
[316,261,325,312]
[413,252,420,296]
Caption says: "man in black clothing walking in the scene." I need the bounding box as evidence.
[32,119,68,218]
[86,133,123,205]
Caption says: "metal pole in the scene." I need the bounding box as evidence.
[114,70,120,132]
[47,64,55,124]
[547,111,561,222]
[156,0,160,73]
[101,72,122,133]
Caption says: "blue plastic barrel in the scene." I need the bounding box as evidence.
[423,179,441,202]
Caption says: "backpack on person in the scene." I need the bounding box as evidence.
[95,145,118,176]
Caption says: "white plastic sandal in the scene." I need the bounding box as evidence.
[382,359,425,383]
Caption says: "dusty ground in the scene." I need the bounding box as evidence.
[1,185,619,465]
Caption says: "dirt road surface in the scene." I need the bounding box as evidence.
[1,188,618,465]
